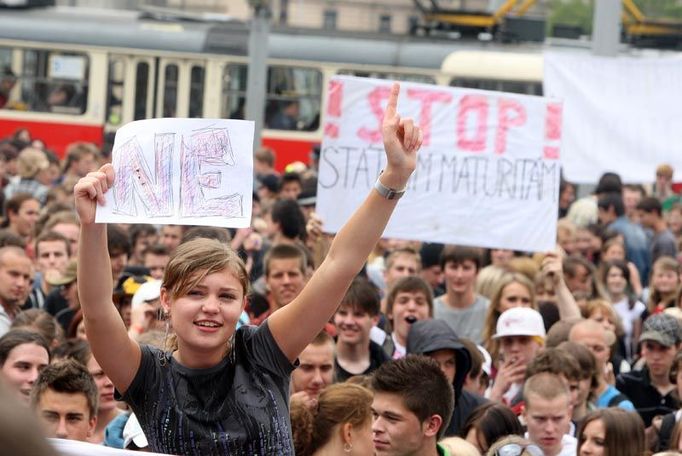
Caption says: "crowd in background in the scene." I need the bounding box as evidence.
[1,125,682,455]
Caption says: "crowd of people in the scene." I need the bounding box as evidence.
[0,83,682,455]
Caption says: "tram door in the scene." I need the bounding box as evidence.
[156,58,207,119]
[105,54,156,133]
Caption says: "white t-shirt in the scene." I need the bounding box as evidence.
[525,433,577,456]
[613,297,645,358]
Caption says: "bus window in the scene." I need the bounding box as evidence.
[221,63,247,120]
[106,58,125,125]
[134,62,150,121]
[21,50,89,114]
[338,69,435,85]
[189,65,205,118]
[163,64,178,117]
[265,66,321,132]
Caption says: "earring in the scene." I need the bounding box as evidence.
[343,442,352,453]
[159,314,170,367]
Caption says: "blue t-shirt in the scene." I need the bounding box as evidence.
[595,384,635,410]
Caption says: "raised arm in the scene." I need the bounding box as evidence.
[541,250,582,320]
[268,82,421,361]
[75,164,141,394]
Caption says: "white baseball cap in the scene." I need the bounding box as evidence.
[476,344,492,376]
[493,307,546,339]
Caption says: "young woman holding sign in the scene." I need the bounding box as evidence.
[74,82,421,455]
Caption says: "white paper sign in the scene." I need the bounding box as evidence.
[49,438,168,455]
[49,55,86,80]
[97,118,254,228]
[317,76,562,252]
[544,52,682,183]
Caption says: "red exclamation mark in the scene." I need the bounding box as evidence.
[324,80,343,139]
[543,102,562,159]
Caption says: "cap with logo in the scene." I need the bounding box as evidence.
[493,307,546,339]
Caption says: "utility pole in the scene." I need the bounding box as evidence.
[592,0,621,56]
[245,0,271,151]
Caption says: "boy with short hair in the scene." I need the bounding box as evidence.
[334,277,388,382]
[383,275,433,359]
[433,245,489,344]
[31,359,98,442]
[371,355,454,456]
[522,372,577,456]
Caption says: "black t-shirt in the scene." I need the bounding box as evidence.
[118,321,297,455]
[334,340,389,383]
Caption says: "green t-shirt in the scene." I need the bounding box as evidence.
[437,442,452,456]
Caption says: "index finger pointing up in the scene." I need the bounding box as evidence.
[384,82,400,119]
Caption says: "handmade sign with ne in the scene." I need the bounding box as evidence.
[316,76,563,252]
[96,118,254,228]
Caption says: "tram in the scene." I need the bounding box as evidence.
[0,6,547,168]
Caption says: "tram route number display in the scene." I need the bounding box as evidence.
[316,76,563,252]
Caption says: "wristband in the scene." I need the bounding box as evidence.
[374,175,406,200]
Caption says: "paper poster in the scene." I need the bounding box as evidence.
[316,76,562,252]
[96,118,254,228]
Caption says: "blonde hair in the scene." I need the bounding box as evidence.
[648,256,681,312]
[439,437,480,456]
[17,147,49,179]
[163,238,249,300]
[483,273,536,360]
[291,383,373,456]
[162,238,249,352]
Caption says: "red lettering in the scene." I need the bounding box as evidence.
[544,102,562,159]
[495,98,527,155]
[457,95,488,152]
[357,86,391,144]
[406,88,452,146]
[324,80,343,139]
[327,80,343,117]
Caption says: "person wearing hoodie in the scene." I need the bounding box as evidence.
[407,319,488,436]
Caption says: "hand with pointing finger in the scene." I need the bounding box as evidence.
[380,82,422,190]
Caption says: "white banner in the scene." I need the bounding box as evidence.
[317,76,562,252]
[97,118,254,228]
[544,52,682,184]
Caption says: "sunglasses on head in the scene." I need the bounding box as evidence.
[493,443,544,456]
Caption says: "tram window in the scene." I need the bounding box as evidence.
[222,64,322,132]
[0,47,16,110]
[106,58,125,125]
[134,62,150,121]
[189,65,205,118]
[450,77,542,95]
[338,69,435,85]
[163,64,179,117]
[221,63,247,120]
[265,66,322,132]
[20,50,89,114]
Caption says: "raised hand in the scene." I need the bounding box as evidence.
[73,164,115,225]
[381,82,422,188]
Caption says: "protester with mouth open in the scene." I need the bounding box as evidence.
[74,82,421,454]
[382,275,433,359]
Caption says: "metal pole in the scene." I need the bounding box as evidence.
[245,4,271,152]
[592,0,621,56]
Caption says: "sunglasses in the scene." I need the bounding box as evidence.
[493,443,544,456]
